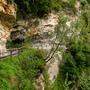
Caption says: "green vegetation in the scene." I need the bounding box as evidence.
[0,48,45,90]
[6,39,22,48]
[52,3,90,90]
[52,73,64,90]
[14,0,77,18]
[14,0,51,18]
[0,0,90,90]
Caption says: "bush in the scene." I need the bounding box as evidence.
[14,0,63,18]
[14,0,51,18]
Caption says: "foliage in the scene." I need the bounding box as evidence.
[51,0,62,11]
[60,5,90,90]
[52,2,90,90]
[14,0,77,18]
[51,72,65,90]
[13,0,90,19]
[14,0,51,18]
[6,39,22,48]
[0,48,45,90]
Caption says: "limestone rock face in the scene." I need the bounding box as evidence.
[0,0,16,17]
[0,22,10,54]
[0,0,16,56]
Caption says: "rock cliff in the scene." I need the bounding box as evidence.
[0,0,16,56]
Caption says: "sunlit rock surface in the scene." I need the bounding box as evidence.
[0,0,16,17]
[32,13,59,50]
[0,0,16,56]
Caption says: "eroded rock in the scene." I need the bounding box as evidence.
[0,0,16,56]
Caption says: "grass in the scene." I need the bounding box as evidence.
[0,47,45,90]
